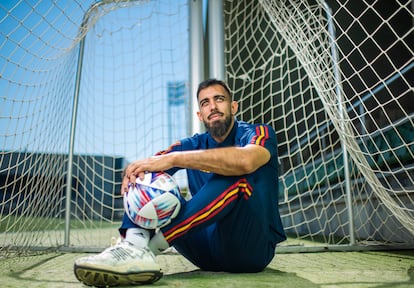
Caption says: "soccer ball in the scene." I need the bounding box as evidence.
[124,172,183,229]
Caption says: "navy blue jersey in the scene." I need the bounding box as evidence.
[158,119,286,249]
[158,119,278,191]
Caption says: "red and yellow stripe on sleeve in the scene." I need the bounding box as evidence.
[250,125,269,146]
[155,141,181,156]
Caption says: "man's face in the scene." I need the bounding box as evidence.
[197,84,238,142]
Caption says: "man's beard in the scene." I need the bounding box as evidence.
[204,114,233,139]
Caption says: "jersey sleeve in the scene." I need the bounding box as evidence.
[154,134,200,156]
[155,141,183,156]
[247,124,277,157]
[154,135,201,175]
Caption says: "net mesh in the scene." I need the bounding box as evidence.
[224,0,414,245]
[0,0,189,253]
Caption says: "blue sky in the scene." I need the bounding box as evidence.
[0,0,190,162]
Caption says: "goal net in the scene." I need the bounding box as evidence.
[224,0,414,247]
[0,0,190,254]
[0,0,413,256]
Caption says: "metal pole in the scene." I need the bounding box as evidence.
[64,0,111,247]
[64,35,85,247]
[207,0,225,80]
[189,0,205,134]
[323,1,355,245]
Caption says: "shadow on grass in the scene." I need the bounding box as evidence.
[159,267,319,288]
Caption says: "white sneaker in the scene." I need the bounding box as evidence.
[74,241,162,287]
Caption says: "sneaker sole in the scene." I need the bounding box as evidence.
[74,264,163,287]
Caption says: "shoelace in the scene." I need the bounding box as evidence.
[107,244,133,261]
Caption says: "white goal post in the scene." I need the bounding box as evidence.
[0,0,413,256]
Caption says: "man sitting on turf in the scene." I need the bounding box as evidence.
[74,78,286,287]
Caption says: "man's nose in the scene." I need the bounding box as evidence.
[209,100,217,110]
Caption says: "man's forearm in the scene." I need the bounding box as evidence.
[170,145,270,176]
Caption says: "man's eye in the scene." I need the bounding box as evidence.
[215,95,226,102]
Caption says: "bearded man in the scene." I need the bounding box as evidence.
[74,78,286,287]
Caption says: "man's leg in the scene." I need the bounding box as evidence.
[158,174,275,272]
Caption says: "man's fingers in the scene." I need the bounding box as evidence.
[138,171,146,180]
[129,174,137,186]
[121,176,129,195]
[120,161,150,194]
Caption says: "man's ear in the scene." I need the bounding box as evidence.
[197,111,203,121]
[231,101,238,116]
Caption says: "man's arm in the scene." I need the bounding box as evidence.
[171,144,270,175]
[121,144,270,193]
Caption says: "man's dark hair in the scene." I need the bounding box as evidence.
[196,78,233,100]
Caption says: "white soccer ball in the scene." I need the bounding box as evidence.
[124,172,182,229]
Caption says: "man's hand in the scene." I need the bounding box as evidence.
[120,154,175,194]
